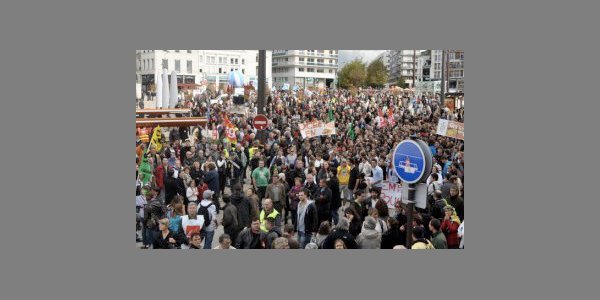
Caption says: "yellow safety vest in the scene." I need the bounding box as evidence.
[259,209,280,232]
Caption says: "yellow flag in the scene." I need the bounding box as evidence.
[150,125,162,152]
[224,148,230,159]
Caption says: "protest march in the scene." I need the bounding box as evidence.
[136,86,464,250]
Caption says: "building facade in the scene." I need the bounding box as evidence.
[136,50,272,95]
[446,50,464,94]
[388,50,423,87]
[271,50,338,88]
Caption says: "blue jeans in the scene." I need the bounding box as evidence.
[331,208,339,226]
[298,232,313,249]
[203,230,215,249]
[144,228,157,248]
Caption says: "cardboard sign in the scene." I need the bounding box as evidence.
[297,120,336,139]
[381,181,403,209]
[436,119,464,140]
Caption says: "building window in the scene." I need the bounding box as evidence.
[175,50,180,53]
[219,68,222,74]
[187,50,192,53]
[231,68,233,72]
[299,68,304,72]
[317,69,324,73]
[242,69,245,74]
[162,59,168,69]
[175,60,180,72]
[151,59,154,69]
[187,60,192,73]
[329,69,333,73]
[285,58,288,62]
[242,59,245,64]
[307,68,314,72]
[231,58,234,64]
[299,58,305,62]
[256,56,258,62]
[199,69,202,73]
[235,58,238,64]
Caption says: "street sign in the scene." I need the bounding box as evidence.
[392,139,432,184]
[253,114,269,130]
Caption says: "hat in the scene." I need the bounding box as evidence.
[203,190,215,199]
[363,216,377,230]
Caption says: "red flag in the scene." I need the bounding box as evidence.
[222,113,237,143]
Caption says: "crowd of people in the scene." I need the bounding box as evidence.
[136,86,464,249]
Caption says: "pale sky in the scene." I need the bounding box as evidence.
[338,50,386,66]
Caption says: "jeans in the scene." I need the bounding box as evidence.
[144,228,157,248]
[330,208,339,226]
[290,210,298,231]
[298,232,313,249]
[203,230,215,249]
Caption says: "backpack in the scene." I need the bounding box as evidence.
[198,202,214,228]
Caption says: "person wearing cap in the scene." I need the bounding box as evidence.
[199,190,218,249]
[356,216,382,249]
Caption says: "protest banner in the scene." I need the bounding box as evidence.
[381,181,403,209]
[436,119,464,140]
[297,120,337,139]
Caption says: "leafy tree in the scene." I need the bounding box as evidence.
[338,59,366,88]
[397,77,409,89]
[366,59,388,88]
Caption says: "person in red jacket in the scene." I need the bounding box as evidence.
[154,158,171,201]
[440,205,462,249]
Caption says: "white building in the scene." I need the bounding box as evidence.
[388,50,424,87]
[136,50,272,96]
[271,50,339,88]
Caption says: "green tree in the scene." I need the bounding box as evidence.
[338,59,367,88]
[366,59,388,88]
[397,77,409,89]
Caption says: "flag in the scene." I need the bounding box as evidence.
[347,121,356,141]
[138,155,153,185]
[387,107,396,127]
[150,126,162,152]
[222,113,237,144]
[378,108,387,128]
[328,106,334,122]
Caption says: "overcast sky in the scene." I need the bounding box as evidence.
[338,50,386,66]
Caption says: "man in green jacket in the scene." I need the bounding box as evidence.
[429,218,448,249]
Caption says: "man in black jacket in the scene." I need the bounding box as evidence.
[328,168,341,226]
[314,179,332,224]
[296,189,318,249]
[235,217,266,249]
[230,184,252,229]
[163,169,178,206]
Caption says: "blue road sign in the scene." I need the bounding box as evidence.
[392,139,432,184]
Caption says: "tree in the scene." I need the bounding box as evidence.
[397,77,409,89]
[366,60,388,88]
[338,59,366,88]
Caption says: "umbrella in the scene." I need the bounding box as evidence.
[162,69,169,108]
[155,72,162,108]
[228,71,244,88]
[170,71,178,108]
